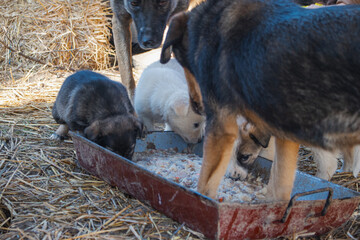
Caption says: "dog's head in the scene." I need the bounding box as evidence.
[84,115,144,160]
[166,97,205,144]
[235,116,271,166]
[124,0,181,49]
[161,12,205,116]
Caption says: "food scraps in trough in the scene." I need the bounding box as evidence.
[133,149,267,203]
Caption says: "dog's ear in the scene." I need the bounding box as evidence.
[249,129,271,148]
[183,67,204,115]
[161,12,189,64]
[172,99,189,117]
[84,121,102,141]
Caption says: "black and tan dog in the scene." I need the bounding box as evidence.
[161,0,360,201]
[110,0,204,98]
[51,70,143,160]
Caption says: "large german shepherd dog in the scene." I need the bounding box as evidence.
[161,0,360,201]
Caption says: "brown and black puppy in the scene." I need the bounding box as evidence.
[51,70,143,160]
[161,0,360,201]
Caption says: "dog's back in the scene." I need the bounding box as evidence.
[53,70,134,131]
[188,0,360,148]
[52,70,142,159]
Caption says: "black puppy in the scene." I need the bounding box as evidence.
[110,0,203,98]
[161,0,360,201]
[51,70,143,160]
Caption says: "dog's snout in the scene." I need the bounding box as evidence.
[142,38,156,48]
[139,28,161,49]
[141,36,160,49]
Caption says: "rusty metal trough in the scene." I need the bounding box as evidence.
[70,131,360,240]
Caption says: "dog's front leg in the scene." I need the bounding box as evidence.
[267,138,299,201]
[112,12,135,98]
[197,113,238,199]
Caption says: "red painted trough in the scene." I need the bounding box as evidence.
[70,131,360,240]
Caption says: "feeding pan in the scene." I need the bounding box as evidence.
[70,131,360,239]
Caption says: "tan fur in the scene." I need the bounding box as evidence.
[55,124,69,137]
[188,0,205,10]
[342,146,355,172]
[183,67,204,114]
[267,138,300,201]
[197,110,238,198]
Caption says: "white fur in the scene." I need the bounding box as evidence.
[312,148,339,180]
[226,137,248,180]
[134,59,205,144]
[353,146,360,177]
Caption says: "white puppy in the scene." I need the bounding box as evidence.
[227,116,360,181]
[134,59,205,144]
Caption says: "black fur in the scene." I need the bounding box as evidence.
[164,0,360,149]
[52,70,143,159]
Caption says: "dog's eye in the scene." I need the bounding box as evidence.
[158,0,168,6]
[131,0,141,7]
[194,123,200,128]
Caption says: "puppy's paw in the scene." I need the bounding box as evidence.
[226,159,248,180]
[49,133,66,141]
[164,123,172,131]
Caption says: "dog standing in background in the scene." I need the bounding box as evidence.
[161,0,360,201]
[109,0,204,98]
[51,70,143,160]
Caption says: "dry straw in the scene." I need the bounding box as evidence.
[0,0,115,82]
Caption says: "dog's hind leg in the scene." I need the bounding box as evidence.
[197,112,238,199]
[353,145,360,177]
[313,148,338,181]
[267,138,299,201]
[342,146,355,173]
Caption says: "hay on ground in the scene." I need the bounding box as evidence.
[0,0,115,82]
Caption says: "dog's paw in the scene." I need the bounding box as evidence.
[226,161,248,180]
[164,123,172,131]
[49,133,66,141]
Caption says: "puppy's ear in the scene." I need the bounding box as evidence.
[160,12,189,64]
[84,121,102,141]
[249,129,271,148]
[172,99,189,117]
